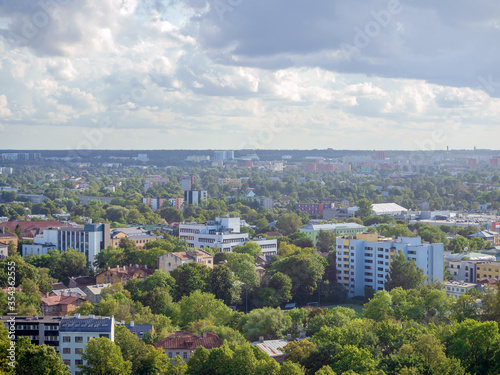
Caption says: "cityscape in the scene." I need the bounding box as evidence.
[1,0,500,374]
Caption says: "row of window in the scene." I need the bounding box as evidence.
[63,359,83,365]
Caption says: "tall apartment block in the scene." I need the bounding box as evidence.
[336,234,443,297]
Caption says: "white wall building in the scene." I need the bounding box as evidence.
[22,224,110,268]
[179,217,277,256]
[59,315,114,375]
[445,281,480,298]
[336,234,444,298]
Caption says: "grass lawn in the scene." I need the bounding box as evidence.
[322,303,364,316]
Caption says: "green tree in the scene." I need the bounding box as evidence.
[209,264,242,305]
[233,242,262,260]
[79,337,132,375]
[171,262,211,300]
[330,345,377,374]
[363,290,394,322]
[448,236,469,253]
[385,250,426,291]
[356,199,373,218]
[240,307,292,342]
[316,230,337,253]
[178,290,234,327]
[276,213,303,236]
[159,206,184,223]
[15,337,70,375]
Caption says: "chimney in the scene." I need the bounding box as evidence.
[123,265,126,270]
[259,336,264,343]
[299,332,306,339]
[144,265,147,269]
[135,264,139,268]
[121,320,125,325]
[130,321,134,327]
[287,334,292,341]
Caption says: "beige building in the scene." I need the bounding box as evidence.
[158,250,213,273]
[475,261,500,281]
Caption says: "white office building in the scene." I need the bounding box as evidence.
[23,224,110,267]
[59,315,115,375]
[336,233,444,298]
[179,217,277,256]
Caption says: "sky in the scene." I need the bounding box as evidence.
[0,0,500,151]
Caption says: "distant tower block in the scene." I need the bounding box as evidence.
[375,151,386,160]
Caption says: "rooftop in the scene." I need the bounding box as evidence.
[155,331,222,351]
[60,315,114,332]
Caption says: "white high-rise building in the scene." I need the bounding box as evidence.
[336,234,444,297]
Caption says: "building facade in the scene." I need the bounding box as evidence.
[109,227,158,248]
[1,316,62,352]
[22,224,110,267]
[158,250,214,273]
[184,190,208,206]
[179,217,278,256]
[336,234,444,297]
[155,331,223,361]
[300,223,367,246]
[59,315,115,375]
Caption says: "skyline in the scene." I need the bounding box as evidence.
[1,0,500,150]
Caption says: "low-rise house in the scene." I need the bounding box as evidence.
[68,276,96,289]
[84,284,111,304]
[0,244,7,259]
[41,294,84,316]
[158,250,213,273]
[444,281,481,298]
[110,227,159,248]
[95,264,153,285]
[469,230,500,246]
[251,335,303,362]
[49,288,87,300]
[155,331,223,361]
[116,320,154,340]
[0,220,61,240]
[0,228,17,248]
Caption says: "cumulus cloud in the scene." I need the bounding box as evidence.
[0,0,499,150]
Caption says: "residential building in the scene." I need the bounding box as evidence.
[0,228,18,247]
[59,315,115,375]
[22,224,110,267]
[0,244,7,259]
[158,250,214,273]
[468,230,500,246]
[0,221,63,240]
[41,294,84,316]
[155,331,223,361]
[218,178,242,187]
[336,234,444,297]
[186,155,210,162]
[476,261,500,281]
[300,223,366,246]
[260,197,274,210]
[184,190,208,206]
[143,197,184,211]
[447,260,479,283]
[95,264,153,285]
[116,320,154,340]
[109,227,158,248]
[295,203,334,217]
[1,316,62,351]
[68,276,96,289]
[144,175,170,191]
[83,284,111,304]
[179,217,278,255]
[214,151,234,161]
[49,288,87,300]
[444,281,480,298]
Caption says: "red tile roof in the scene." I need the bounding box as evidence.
[0,221,61,232]
[42,295,82,306]
[155,331,223,351]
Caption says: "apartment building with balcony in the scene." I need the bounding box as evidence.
[336,233,444,297]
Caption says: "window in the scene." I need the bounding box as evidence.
[75,348,83,354]
[63,348,71,354]
[75,360,83,365]
[63,336,70,342]
[75,337,83,343]
[183,352,188,359]
[63,360,71,366]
